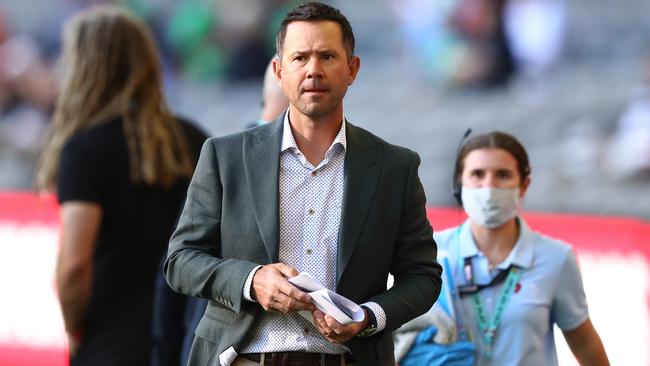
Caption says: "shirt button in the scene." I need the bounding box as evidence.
[303,327,310,335]
[308,208,315,215]
[311,171,317,176]
[306,248,313,255]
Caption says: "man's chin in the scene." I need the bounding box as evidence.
[298,104,334,119]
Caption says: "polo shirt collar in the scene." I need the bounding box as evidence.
[459,216,534,270]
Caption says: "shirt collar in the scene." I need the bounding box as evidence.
[504,217,534,269]
[281,109,347,154]
[458,216,534,270]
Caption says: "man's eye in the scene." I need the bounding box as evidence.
[293,55,304,61]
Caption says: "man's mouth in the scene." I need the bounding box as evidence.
[303,88,327,93]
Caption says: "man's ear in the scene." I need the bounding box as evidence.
[348,55,361,86]
[272,57,282,87]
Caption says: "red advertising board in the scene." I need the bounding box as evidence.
[0,192,648,365]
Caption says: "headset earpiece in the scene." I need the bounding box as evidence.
[452,180,462,206]
[452,128,472,206]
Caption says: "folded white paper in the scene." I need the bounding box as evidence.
[288,272,365,325]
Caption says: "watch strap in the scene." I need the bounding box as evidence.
[358,305,378,337]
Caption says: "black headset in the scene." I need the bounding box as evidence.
[452,128,472,206]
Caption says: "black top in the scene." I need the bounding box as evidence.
[57,116,207,308]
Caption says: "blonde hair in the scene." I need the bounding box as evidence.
[36,6,194,191]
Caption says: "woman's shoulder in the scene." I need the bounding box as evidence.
[433,225,462,251]
[175,116,209,143]
[64,117,123,152]
[173,116,209,160]
[530,230,573,255]
[527,229,576,272]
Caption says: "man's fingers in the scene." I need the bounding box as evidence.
[281,283,312,305]
[312,310,328,331]
[312,309,326,322]
[253,263,312,313]
[272,263,300,278]
[269,293,294,313]
[324,314,344,334]
[313,311,353,343]
[311,310,362,344]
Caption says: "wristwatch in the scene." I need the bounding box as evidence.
[357,305,378,337]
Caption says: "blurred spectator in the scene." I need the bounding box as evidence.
[606,56,650,179]
[0,35,56,116]
[0,21,56,187]
[162,0,294,83]
[212,0,293,81]
[557,119,604,182]
[165,1,225,82]
[390,0,464,84]
[449,0,515,88]
[35,6,207,365]
[392,0,567,89]
[246,56,290,128]
[391,0,515,88]
[260,55,289,122]
[504,0,566,80]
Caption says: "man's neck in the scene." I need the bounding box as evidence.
[288,107,343,166]
[469,219,519,267]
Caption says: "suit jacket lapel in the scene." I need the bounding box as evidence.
[337,122,381,284]
[243,118,283,263]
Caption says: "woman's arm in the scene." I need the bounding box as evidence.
[56,202,102,352]
[563,318,609,366]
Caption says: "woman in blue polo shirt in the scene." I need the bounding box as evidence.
[435,131,609,365]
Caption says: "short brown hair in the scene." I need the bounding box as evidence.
[275,2,355,60]
[454,131,531,186]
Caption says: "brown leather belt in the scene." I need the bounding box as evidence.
[242,352,355,366]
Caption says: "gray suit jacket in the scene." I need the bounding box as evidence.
[165,117,442,366]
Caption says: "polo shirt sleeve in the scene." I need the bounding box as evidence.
[551,249,589,331]
[57,137,104,204]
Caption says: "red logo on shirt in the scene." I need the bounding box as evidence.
[515,282,522,293]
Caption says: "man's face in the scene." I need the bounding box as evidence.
[274,20,360,121]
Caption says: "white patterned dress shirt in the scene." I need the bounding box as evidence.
[239,112,385,354]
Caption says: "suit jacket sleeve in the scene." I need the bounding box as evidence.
[164,138,258,314]
[370,152,442,333]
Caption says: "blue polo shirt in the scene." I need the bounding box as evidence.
[434,218,589,366]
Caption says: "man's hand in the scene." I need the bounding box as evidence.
[312,309,369,344]
[251,263,314,313]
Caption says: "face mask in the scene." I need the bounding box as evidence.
[461,187,520,228]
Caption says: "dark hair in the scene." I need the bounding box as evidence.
[454,131,531,186]
[276,2,355,60]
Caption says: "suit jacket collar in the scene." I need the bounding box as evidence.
[336,122,382,284]
[243,117,283,262]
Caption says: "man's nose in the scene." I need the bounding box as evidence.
[306,57,324,78]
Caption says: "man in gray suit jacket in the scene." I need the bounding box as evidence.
[165,3,442,365]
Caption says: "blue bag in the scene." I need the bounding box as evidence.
[400,327,475,366]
